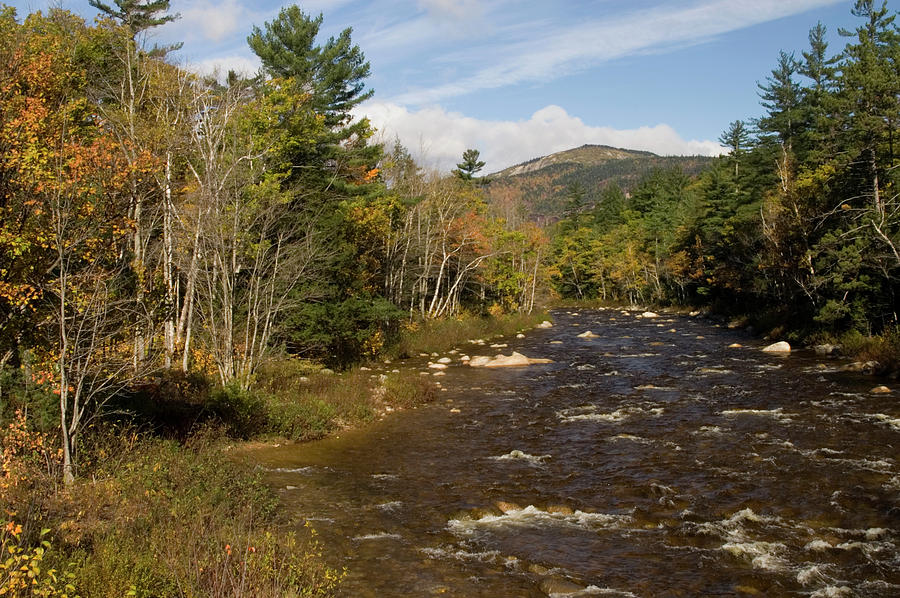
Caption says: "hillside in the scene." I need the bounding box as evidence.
[486,144,713,223]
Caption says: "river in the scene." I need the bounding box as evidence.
[249,309,899,597]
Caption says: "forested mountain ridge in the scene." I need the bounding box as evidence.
[491,144,655,177]
[486,144,713,223]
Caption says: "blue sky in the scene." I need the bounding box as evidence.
[7,0,878,172]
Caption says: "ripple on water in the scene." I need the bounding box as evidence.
[490,449,551,465]
[557,405,665,423]
[448,505,632,539]
[720,408,794,422]
[352,532,403,542]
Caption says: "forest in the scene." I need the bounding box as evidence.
[548,2,899,352]
[0,0,897,595]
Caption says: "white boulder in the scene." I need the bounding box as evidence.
[762,341,791,353]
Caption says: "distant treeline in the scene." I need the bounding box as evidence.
[547,1,899,340]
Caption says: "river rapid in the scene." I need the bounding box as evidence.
[249,309,900,597]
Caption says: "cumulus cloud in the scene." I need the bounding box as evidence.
[189,55,261,80]
[356,102,725,173]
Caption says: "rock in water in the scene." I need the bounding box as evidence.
[870,385,891,394]
[641,311,660,318]
[468,352,553,368]
[814,344,840,356]
[536,321,553,329]
[577,330,600,338]
[467,355,492,367]
[495,501,521,513]
[762,341,791,353]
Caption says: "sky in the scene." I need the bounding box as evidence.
[6,0,880,172]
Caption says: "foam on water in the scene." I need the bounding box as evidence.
[693,425,726,435]
[448,505,631,538]
[871,413,900,431]
[720,540,789,570]
[419,546,502,563]
[810,587,853,597]
[558,406,663,423]
[607,434,651,444]
[720,408,794,422]
[267,466,318,474]
[377,501,403,512]
[491,449,551,464]
[549,587,638,597]
[796,564,834,585]
[804,539,834,551]
[695,367,735,375]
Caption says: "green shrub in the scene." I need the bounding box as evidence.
[208,384,268,439]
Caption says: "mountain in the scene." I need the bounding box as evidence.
[486,144,714,224]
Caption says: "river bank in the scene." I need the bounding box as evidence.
[0,311,547,596]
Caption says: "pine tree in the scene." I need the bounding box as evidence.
[757,51,802,150]
[718,120,751,177]
[247,5,372,126]
[453,149,486,181]
[797,22,839,163]
[88,0,178,33]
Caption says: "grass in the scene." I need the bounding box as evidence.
[827,327,900,374]
[1,310,550,596]
[2,421,342,597]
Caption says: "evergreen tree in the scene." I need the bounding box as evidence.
[797,22,839,163]
[718,120,751,176]
[247,5,373,126]
[757,51,802,150]
[453,149,486,181]
[88,0,178,33]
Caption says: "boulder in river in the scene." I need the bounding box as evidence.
[814,344,840,356]
[468,352,553,368]
[762,341,791,353]
[437,357,452,364]
[870,385,891,394]
[428,362,448,370]
[576,330,600,338]
[496,501,521,513]
[728,343,743,348]
[536,321,553,329]
[641,311,660,318]
[841,360,880,374]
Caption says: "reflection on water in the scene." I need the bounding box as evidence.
[248,309,900,597]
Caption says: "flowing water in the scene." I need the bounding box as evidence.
[248,309,900,597]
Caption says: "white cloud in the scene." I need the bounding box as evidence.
[163,0,247,43]
[356,102,725,173]
[189,55,261,80]
[390,0,844,105]
[418,0,485,21]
